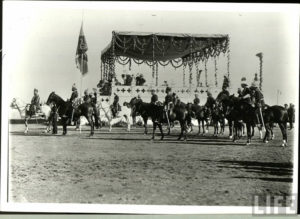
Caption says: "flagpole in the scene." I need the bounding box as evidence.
[80,54,83,100]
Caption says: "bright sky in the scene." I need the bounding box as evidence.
[3,2,299,106]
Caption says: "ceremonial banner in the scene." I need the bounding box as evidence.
[75,23,88,75]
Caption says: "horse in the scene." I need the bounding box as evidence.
[263,105,288,147]
[216,92,264,140]
[46,92,95,136]
[186,103,210,135]
[10,98,52,134]
[97,100,131,132]
[126,97,152,135]
[216,94,261,144]
[211,103,225,136]
[164,99,190,140]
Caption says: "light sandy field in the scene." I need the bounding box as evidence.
[8,123,294,206]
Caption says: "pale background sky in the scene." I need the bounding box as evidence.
[3,2,299,106]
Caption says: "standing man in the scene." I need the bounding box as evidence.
[111,93,120,118]
[50,102,58,134]
[287,103,295,130]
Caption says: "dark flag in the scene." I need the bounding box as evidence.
[75,23,88,75]
[256,52,263,58]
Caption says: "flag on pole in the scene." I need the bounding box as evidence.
[75,23,88,75]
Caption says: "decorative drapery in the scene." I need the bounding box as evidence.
[100,31,230,83]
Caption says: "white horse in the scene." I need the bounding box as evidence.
[10,98,52,134]
[98,101,132,132]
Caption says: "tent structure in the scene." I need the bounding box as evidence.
[100,31,230,87]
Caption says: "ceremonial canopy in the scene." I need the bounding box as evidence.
[100,31,230,87]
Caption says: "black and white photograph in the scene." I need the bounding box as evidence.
[1,1,299,214]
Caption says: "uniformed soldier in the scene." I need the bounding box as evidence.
[150,89,158,105]
[193,94,200,105]
[70,84,78,104]
[90,89,100,128]
[217,76,230,99]
[30,88,41,114]
[239,77,252,103]
[205,90,216,111]
[237,88,242,97]
[164,87,174,110]
[288,103,295,130]
[83,89,91,103]
[50,102,58,134]
[111,93,121,118]
[249,80,265,125]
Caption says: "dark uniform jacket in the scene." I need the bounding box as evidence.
[205,96,215,109]
[70,90,78,102]
[193,97,200,105]
[251,88,264,107]
[151,94,158,104]
[165,93,174,105]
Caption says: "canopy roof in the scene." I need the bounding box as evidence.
[101,31,229,63]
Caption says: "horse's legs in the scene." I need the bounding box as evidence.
[62,118,67,135]
[158,123,164,140]
[143,117,148,135]
[197,119,201,135]
[246,123,252,145]
[177,121,184,141]
[263,123,270,143]
[278,123,287,147]
[124,115,130,132]
[228,120,233,139]
[24,116,30,134]
[151,121,157,140]
[86,116,94,136]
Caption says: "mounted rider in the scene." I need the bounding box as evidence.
[249,76,265,126]
[30,88,41,114]
[150,89,158,105]
[111,93,121,118]
[193,94,200,105]
[239,77,252,104]
[204,90,216,112]
[70,83,78,104]
[164,86,175,109]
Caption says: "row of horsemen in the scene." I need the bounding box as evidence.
[29,75,269,136]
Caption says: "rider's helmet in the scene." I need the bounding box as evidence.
[84,89,89,95]
[165,86,172,93]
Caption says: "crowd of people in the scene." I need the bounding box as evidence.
[27,73,295,135]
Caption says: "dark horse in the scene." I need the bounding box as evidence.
[128,97,190,140]
[46,92,95,136]
[216,94,259,144]
[127,97,153,135]
[186,103,210,135]
[263,105,288,147]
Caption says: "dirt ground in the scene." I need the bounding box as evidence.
[8,123,294,206]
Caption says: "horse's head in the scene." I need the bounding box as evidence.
[46,91,65,106]
[46,92,56,105]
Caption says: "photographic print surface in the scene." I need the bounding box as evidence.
[1,1,299,214]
